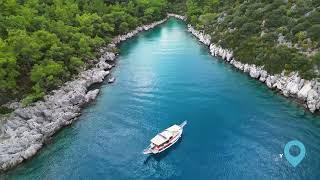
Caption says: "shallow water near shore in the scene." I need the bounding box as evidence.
[3,18,320,180]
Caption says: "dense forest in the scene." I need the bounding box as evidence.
[1,0,320,111]
[186,0,320,78]
[0,0,184,107]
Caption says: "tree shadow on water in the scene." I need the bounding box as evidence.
[143,138,183,165]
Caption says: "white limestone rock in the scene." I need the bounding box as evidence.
[266,76,277,88]
[249,65,261,78]
[97,61,112,70]
[226,51,233,61]
[298,82,312,100]
[21,143,42,160]
[259,70,268,82]
[286,81,299,95]
[101,52,116,61]
[232,60,244,71]
[243,64,250,73]
[85,89,100,103]
[187,25,211,46]
[307,89,318,112]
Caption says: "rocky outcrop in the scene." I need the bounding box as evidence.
[0,16,176,171]
[85,89,100,103]
[188,24,320,113]
[188,25,211,46]
[167,13,187,21]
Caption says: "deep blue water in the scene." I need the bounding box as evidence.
[3,18,320,180]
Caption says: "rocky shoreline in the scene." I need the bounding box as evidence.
[0,15,184,171]
[187,25,320,113]
[167,13,187,21]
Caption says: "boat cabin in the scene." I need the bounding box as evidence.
[150,125,181,149]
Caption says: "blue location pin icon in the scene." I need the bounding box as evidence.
[284,140,306,167]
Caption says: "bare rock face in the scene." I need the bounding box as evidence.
[259,70,268,82]
[3,13,319,172]
[100,52,116,62]
[85,89,100,103]
[97,61,112,70]
[307,89,318,112]
[274,75,288,91]
[266,76,276,88]
[3,101,21,110]
[249,65,260,78]
[286,81,299,96]
[298,82,312,100]
[243,64,250,73]
[226,51,233,61]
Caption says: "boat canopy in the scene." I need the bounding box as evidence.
[150,125,181,146]
[160,130,173,139]
[151,134,168,146]
[166,125,180,132]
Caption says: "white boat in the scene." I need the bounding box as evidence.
[143,121,187,155]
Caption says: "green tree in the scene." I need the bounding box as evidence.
[295,31,306,42]
[313,52,320,69]
[307,24,320,41]
[119,22,129,34]
[30,61,64,90]
[0,38,19,90]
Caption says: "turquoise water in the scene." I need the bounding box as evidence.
[3,18,320,180]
